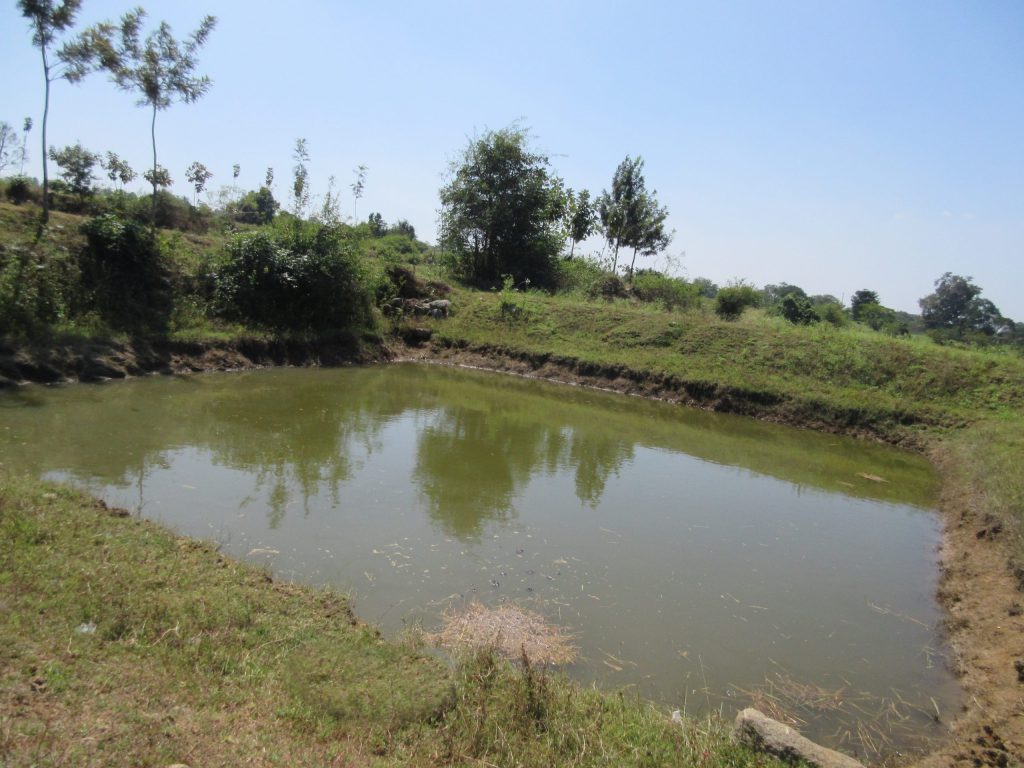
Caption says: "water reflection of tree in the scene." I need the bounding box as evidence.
[411,394,635,537]
[0,365,937,540]
[568,430,633,507]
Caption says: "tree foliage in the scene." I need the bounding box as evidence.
[79,213,172,331]
[93,9,216,225]
[564,188,597,258]
[919,273,1003,336]
[101,151,135,189]
[779,292,817,325]
[439,126,564,286]
[850,289,879,322]
[185,161,213,204]
[231,187,278,225]
[18,0,100,221]
[48,141,99,200]
[216,222,373,333]
[596,156,672,276]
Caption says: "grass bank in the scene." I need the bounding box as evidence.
[0,476,784,767]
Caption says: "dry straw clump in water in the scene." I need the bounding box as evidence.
[428,602,577,665]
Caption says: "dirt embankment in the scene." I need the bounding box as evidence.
[2,334,1021,765]
[0,334,385,387]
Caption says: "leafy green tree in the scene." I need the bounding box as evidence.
[101,150,135,189]
[95,9,217,227]
[919,273,1003,335]
[231,187,278,225]
[18,0,101,222]
[597,156,645,273]
[596,156,672,276]
[439,125,564,286]
[185,161,213,205]
[142,164,172,191]
[367,212,386,236]
[850,289,880,322]
[692,277,718,298]
[762,283,807,307]
[48,141,98,201]
[564,188,597,259]
[391,219,416,239]
[627,193,672,278]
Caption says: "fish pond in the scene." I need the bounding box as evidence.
[0,364,960,758]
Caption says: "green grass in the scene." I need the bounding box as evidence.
[0,476,788,767]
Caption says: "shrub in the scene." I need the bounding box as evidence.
[0,244,75,336]
[216,221,374,333]
[5,176,33,205]
[630,271,699,311]
[586,273,627,300]
[815,302,848,327]
[79,214,173,333]
[714,284,759,320]
[779,292,818,325]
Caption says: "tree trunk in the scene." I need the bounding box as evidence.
[41,46,51,224]
[611,242,619,273]
[150,105,158,232]
[629,248,638,279]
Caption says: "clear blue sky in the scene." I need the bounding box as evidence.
[2,0,1022,317]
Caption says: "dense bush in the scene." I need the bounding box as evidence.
[814,301,848,327]
[779,292,817,325]
[4,176,34,205]
[0,244,76,335]
[630,271,699,311]
[79,214,173,332]
[216,221,374,333]
[714,284,759,320]
[587,272,627,300]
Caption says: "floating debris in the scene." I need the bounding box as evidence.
[427,601,577,665]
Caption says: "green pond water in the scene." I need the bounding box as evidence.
[0,364,960,757]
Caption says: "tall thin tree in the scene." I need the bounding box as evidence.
[351,164,367,221]
[97,9,216,229]
[18,0,98,222]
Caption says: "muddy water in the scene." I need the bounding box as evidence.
[0,364,959,756]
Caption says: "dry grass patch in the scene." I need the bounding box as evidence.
[427,601,577,666]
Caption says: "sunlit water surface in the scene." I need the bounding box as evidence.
[0,364,960,757]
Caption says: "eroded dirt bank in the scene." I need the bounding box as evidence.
[0,334,384,387]
[2,335,1021,765]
